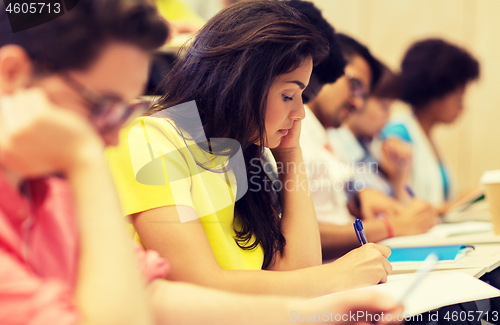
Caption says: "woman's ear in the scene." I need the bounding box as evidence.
[0,45,34,95]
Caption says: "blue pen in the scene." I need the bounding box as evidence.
[405,185,415,198]
[353,222,362,244]
[353,219,368,245]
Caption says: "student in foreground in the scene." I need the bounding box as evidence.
[0,0,404,324]
[108,0,393,297]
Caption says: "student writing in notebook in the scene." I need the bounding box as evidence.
[108,0,393,297]
[0,1,404,324]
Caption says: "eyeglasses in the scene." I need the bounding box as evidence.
[345,74,368,101]
[61,73,149,134]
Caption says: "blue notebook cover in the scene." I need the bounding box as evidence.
[388,245,472,263]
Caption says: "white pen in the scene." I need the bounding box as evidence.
[398,253,439,304]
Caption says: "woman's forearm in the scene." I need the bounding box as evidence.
[68,154,153,325]
[215,266,341,297]
[148,279,403,325]
[271,147,322,270]
[132,206,353,298]
[389,175,411,203]
[148,280,304,325]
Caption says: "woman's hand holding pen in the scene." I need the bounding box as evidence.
[327,243,393,291]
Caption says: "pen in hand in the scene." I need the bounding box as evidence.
[353,219,368,245]
[405,185,415,198]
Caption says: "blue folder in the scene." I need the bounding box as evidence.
[388,245,474,263]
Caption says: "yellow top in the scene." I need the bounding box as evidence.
[107,116,264,270]
[154,0,205,26]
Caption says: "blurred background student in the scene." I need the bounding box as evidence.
[303,33,439,259]
[380,39,480,213]
[328,65,413,203]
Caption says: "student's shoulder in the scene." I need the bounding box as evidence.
[379,107,416,143]
[127,116,188,147]
[133,115,182,135]
[380,120,412,143]
[107,116,188,165]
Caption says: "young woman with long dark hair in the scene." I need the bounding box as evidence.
[109,0,392,297]
[0,0,404,323]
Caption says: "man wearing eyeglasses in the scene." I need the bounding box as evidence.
[300,33,438,261]
[307,33,377,128]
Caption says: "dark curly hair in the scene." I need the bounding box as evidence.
[399,38,480,109]
[153,0,329,269]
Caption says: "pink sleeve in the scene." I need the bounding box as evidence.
[0,249,79,325]
[132,242,170,283]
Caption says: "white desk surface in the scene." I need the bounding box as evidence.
[430,230,500,246]
[381,230,500,248]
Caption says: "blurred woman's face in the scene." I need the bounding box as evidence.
[429,86,466,124]
[347,97,392,138]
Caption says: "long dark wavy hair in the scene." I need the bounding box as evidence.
[152,0,328,269]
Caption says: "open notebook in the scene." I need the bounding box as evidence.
[312,272,500,316]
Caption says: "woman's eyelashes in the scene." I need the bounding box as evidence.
[282,94,293,101]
